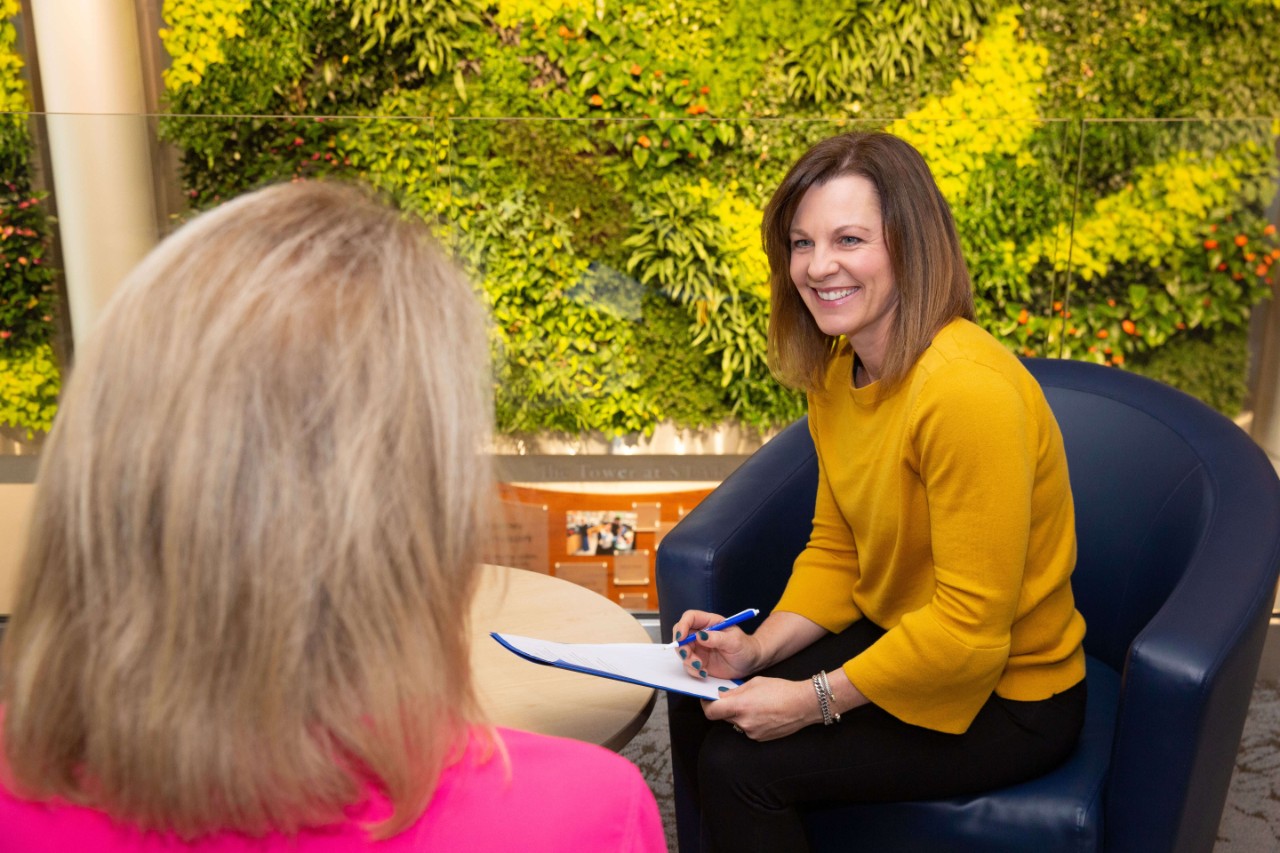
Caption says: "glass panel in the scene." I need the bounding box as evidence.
[1063,119,1277,415]
[890,117,1080,358]
[153,113,447,233]
[446,117,1087,461]
[1,113,1276,467]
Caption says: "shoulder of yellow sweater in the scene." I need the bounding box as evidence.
[909,319,1049,427]
[917,317,1026,383]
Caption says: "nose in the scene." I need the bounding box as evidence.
[807,243,839,281]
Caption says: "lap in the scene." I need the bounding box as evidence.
[699,621,1087,806]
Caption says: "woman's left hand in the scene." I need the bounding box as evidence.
[701,676,824,741]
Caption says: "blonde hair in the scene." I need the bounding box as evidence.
[1,181,495,839]
[763,131,975,392]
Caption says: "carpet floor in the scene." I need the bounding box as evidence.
[621,679,1280,852]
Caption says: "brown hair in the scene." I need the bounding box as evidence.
[763,131,975,392]
[1,181,495,839]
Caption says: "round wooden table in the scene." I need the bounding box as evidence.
[470,564,656,751]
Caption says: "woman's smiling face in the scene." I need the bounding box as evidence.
[788,174,899,371]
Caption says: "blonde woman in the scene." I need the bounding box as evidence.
[0,181,666,852]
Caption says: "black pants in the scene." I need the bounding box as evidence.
[670,620,1087,852]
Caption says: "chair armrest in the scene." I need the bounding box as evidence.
[1107,425,1280,853]
[656,417,818,644]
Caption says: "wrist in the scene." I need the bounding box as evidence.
[798,678,826,726]
[743,632,771,673]
[824,667,867,716]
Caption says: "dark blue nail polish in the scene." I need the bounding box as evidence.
[692,660,702,670]
[700,671,707,678]
[699,631,709,641]
[718,686,729,692]
[679,649,687,659]
[675,631,682,640]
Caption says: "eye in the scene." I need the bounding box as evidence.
[838,235,862,247]
[791,238,813,250]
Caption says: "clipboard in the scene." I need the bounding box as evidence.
[491,632,740,701]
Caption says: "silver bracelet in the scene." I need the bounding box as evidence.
[812,673,836,725]
[815,670,841,724]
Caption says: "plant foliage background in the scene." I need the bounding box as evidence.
[4,0,1280,437]
[0,0,57,437]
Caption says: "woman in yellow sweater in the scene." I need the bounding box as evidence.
[673,131,1088,851]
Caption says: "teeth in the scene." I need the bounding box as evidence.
[815,287,857,302]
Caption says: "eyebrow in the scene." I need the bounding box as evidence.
[789,222,875,236]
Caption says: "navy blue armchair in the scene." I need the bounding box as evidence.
[657,358,1280,852]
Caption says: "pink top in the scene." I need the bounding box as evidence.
[0,727,667,852]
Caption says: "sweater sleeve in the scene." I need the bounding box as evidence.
[843,362,1034,733]
[773,393,864,632]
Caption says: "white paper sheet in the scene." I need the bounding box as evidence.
[491,632,740,700]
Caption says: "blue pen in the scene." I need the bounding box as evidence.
[673,608,760,647]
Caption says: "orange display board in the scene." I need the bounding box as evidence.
[495,483,714,612]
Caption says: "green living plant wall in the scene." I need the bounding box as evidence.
[0,0,58,437]
[157,0,1280,437]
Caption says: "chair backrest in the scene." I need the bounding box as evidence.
[1025,358,1279,670]
[1029,368,1212,673]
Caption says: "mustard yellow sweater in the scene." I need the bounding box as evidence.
[775,318,1087,734]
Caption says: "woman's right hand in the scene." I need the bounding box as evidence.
[672,609,763,680]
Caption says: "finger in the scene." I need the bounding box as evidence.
[689,625,742,656]
[702,694,732,721]
[673,610,723,644]
[674,644,698,674]
[678,649,709,679]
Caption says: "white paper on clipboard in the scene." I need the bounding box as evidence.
[490,632,740,701]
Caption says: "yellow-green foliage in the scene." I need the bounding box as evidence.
[0,343,57,436]
[890,7,1046,203]
[687,179,769,301]
[0,0,27,111]
[159,0,249,91]
[156,0,1280,425]
[1030,145,1273,280]
[493,0,595,29]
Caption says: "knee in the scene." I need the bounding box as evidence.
[697,726,780,812]
[696,724,740,789]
